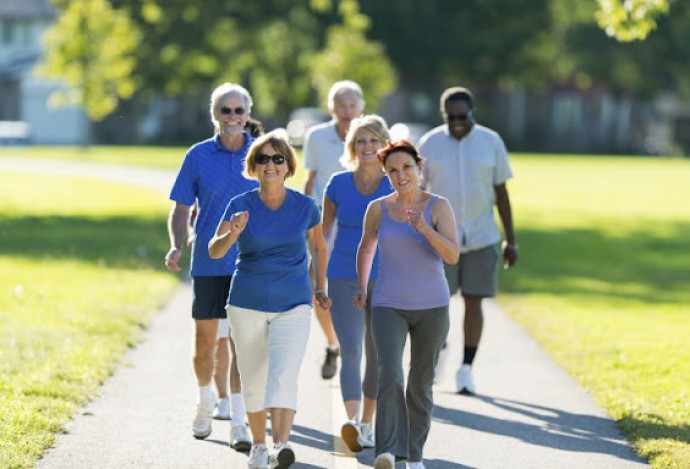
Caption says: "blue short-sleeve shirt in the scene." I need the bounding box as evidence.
[324,171,393,280]
[169,133,259,276]
[224,189,321,312]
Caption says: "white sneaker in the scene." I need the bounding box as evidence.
[456,364,476,395]
[360,422,375,448]
[341,420,363,452]
[374,452,395,469]
[269,442,295,469]
[231,423,252,452]
[248,444,269,469]
[407,461,426,469]
[213,396,231,420]
[433,342,449,383]
[192,396,216,439]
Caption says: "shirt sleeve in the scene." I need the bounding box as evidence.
[221,195,242,222]
[169,151,196,205]
[303,127,318,171]
[324,172,338,204]
[493,134,513,185]
[308,198,321,229]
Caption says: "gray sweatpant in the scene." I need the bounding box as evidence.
[371,305,449,462]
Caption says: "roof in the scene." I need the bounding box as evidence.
[0,0,55,19]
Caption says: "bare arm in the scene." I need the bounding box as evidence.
[303,170,317,196]
[165,202,191,272]
[353,200,382,310]
[407,197,460,264]
[322,194,336,245]
[495,183,518,269]
[307,222,332,310]
[208,211,249,259]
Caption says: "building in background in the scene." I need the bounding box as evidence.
[0,0,86,145]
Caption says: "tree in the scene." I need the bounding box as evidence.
[37,0,140,136]
[595,0,670,41]
[311,0,397,112]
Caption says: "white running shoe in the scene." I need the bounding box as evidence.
[374,452,395,469]
[433,342,449,384]
[192,395,216,439]
[456,364,476,395]
[341,420,363,452]
[269,442,295,469]
[248,444,269,469]
[231,423,252,452]
[213,396,231,420]
[360,422,375,448]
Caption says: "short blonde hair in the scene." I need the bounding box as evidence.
[243,131,297,180]
[340,115,390,170]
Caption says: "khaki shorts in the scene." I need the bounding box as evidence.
[444,244,500,297]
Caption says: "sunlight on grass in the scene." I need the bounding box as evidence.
[0,173,179,468]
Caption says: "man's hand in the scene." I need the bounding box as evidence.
[165,247,183,272]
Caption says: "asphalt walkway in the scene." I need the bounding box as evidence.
[1,158,648,468]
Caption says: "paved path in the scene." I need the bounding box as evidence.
[2,158,648,468]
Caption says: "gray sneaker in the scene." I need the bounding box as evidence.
[231,424,252,452]
[248,444,269,469]
[360,422,375,448]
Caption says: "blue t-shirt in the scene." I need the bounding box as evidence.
[169,133,258,276]
[324,171,393,280]
[223,188,321,312]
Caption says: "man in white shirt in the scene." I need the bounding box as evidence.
[419,86,518,394]
[303,80,365,380]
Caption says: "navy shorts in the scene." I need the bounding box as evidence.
[192,276,231,320]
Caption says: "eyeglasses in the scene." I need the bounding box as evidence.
[220,106,245,115]
[255,153,286,165]
[446,110,473,122]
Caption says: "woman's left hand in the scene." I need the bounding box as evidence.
[315,290,332,310]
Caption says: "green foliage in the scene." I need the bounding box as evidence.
[311,0,397,112]
[37,0,140,121]
[595,0,670,41]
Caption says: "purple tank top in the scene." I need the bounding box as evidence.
[372,195,450,310]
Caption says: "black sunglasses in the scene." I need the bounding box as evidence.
[446,110,473,122]
[220,106,245,115]
[255,153,286,165]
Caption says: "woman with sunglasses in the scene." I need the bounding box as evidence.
[354,140,459,469]
[321,115,393,452]
[209,131,331,469]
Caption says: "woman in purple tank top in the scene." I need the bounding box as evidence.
[354,140,459,469]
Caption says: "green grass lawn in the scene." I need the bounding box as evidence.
[502,154,690,468]
[1,148,689,468]
[0,172,179,469]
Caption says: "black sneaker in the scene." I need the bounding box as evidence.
[321,348,339,380]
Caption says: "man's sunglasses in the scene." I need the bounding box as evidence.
[446,110,474,122]
[220,106,246,115]
[255,153,286,165]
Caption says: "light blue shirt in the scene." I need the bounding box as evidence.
[223,189,321,312]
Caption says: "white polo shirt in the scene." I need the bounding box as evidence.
[303,120,346,206]
[419,124,513,253]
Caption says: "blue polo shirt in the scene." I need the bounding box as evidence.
[169,133,258,276]
[223,189,321,312]
[324,171,393,280]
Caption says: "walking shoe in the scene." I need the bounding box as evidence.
[374,452,395,469]
[213,396,231,420]
[360,422,375,448]
[248,444,269,469]
[269,442,295,469]
[407,461,426,469]
[321,347,339,379]
[231,423,252,452]
[456,364,476,395]
[192,396,216,439]
[433,341,449,383]
[340,420,363,452]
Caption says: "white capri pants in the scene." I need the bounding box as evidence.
[226,303,312,412]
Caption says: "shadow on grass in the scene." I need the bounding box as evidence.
[502,221,690,305]
[0,214,173,270]
[619,413,690,445]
